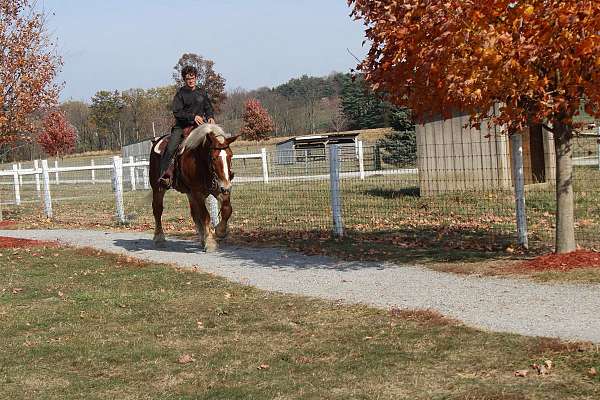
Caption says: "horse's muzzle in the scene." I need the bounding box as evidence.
[220,186,231,195]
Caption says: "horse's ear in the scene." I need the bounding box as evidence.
[226,134,241,145]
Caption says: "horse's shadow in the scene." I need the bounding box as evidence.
[111,237,383,271]
[113,238,204,254]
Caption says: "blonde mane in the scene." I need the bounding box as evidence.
[180,123,229,153]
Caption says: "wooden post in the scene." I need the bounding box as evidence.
[91,159,96,184]
[33,159,41,197]
[329,144,344,237]
[54,160,59,184]
[358,140,365,180]
[12,164,21,205]
[129,156,136,191]
[511,133,529,249]
[143,165,150,190]
[261,148,269,184]
[17,163,23,185]
[41,160,53,218]
[111,156,126,223]
[597,127,600,171]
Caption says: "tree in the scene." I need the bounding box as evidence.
[0,0,62,144]
[90,90,124,150]
[240,98,275,141]
[340,74,390,130]
[378,108,416,167]
[61,101,93,152]
[173,53,226,112]
[38,110,76,157]
[349,0,600,253]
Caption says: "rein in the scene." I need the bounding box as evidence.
[206,144,230,197]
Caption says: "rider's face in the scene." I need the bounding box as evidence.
[184,74,197,88]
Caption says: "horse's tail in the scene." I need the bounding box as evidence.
[180,123,226,152]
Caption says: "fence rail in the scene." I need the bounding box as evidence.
[2,137,600,252]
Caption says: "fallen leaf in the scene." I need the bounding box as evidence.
[257,364,270,370]
[197,321,204,329]
[532,363,549,376]
[544,360,553,370]
[12,288,23,294]
[57,291,64,298]
[588,367,598,377]
[514,369,529,377]
[224,292,232,299]
[178,354,195,364]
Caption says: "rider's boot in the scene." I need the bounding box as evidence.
[158,162,175,189]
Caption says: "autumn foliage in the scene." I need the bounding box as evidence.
[38,110,76,157]
[349,0,600,253]
[240,98,275,141]
[0,0,62,144]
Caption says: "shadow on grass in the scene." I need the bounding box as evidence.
[216,225,531,266]
[363,187,420,198]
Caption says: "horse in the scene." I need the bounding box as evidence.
[148,124,239,252]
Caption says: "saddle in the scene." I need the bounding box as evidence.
[152,126,195,192]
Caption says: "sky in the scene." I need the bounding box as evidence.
[40,0,369,102]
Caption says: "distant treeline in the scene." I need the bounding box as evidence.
[6,72,405,161]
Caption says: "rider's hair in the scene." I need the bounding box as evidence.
[181,65,198,79]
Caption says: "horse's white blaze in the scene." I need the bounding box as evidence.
[219,150,230,185]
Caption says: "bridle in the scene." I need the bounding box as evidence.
[207,143,231,197]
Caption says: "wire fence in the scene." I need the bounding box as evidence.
[1,135,599,253]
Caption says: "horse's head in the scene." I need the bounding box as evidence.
[206,131,239,197]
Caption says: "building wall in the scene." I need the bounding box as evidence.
[416,113,511,195]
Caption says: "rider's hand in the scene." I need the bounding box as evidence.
[194,115,205,125]
[207,118,215,124]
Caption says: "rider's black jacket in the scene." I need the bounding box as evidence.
[172,86,214,128]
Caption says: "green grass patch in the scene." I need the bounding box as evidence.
[1,247,600,399]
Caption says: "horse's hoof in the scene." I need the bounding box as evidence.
[215,225,228,239]
[204,239,218,253]
[153,233,166,247]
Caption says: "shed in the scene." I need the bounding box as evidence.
[415,113,556,195]
[275,133,360,164]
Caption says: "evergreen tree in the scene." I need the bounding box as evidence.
[377,107,416,167]
[340,74,389,130]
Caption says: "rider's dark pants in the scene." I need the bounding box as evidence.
[159,126,184,176]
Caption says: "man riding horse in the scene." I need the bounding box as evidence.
[158,65,215,188]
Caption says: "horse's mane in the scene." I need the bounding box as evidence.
[180,124,229,153]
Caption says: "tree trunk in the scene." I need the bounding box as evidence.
[553,121,576,253]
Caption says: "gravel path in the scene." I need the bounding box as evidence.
[2,229,599,343]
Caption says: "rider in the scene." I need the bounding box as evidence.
[158,65,215,188]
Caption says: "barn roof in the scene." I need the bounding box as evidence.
[276,132,359,147]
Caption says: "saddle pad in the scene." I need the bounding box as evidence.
[153,136,169,155]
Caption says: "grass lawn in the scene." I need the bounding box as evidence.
[1,245,599,399]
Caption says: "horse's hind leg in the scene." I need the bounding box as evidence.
[152,189,166,246]
[187,193,205,248]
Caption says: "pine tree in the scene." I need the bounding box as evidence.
[377,107,416,167]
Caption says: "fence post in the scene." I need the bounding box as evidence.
[329,144,344,238]
[597,126,600,171]
[54,160,59,184]
[261,148,269,184]
[358,140,365,180]
[206,195,220,228]
[111,156,126,223]
[12,164,21,205]
[511,133,528,249]
[143,165,150,190]
[17,162,23,185]
[41,160,53,218]
[129,155,136,191]
[91,159,96,184]
[33,159,41,197]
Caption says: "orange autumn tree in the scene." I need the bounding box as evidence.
[349,0,600,253]
[0,0,62,144]
[240,98,275,141]
[38,110,76,157]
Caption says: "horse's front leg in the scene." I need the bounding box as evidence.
[215,195,232,239]
[194,193,217,252]
[187,194,205,247]
[152,189,166,246]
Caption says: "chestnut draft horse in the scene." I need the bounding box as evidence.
[149,124,238,252]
